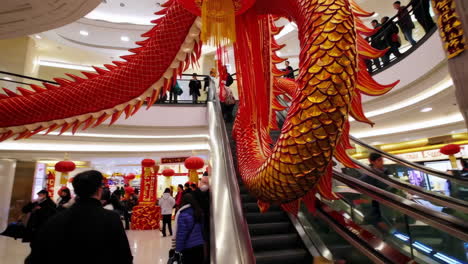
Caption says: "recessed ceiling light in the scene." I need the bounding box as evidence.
[121,36,130,42]
[421,107,433,112]
[2,77,12,80]
[34,35,42,39]
[79,30,89,36]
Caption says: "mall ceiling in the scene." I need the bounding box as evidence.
[0,0,101,39]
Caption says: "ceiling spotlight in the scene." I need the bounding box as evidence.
[79,30,89,36]
[2,77,12,80]
[35,35,42,39]
[420,107,433,112]
[121,36,130,42]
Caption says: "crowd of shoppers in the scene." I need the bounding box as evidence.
[26,170,133,264]
[11,170,212,264]
[366,0,435,72]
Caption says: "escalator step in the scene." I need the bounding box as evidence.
[252,233,301,251]
[255,249,310,264]
[246,211,289,223]
[239,185,249,194]
[243,202,282,213]
[241,194,257,203]
[249,222,293,236]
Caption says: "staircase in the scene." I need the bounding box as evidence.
[225,118,312,264]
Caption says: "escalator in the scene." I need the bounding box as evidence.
[208,87,468,263]
[271,102,468,263]
[225,119,313,264]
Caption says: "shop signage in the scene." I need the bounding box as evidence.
[432,0,466,59]
[161,157,189,164]
[394,145,468,162]
[395,152,423,160]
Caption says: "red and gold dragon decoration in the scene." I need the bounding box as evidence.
[0,0,397,213]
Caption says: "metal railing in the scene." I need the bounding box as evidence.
[363,1,438,74]
[207,80,255,264]
[350,135,468,185]
[0,70,212,105]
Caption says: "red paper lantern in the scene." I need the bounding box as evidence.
[55,160,76,172]
[184,156,204,170]
[125,173,136,180]
[440,144,461,155]
[142,159,156,167]
[162,168,175,177]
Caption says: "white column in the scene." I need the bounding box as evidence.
[0,159,16,231]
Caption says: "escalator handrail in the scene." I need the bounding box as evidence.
[286,212,331,259]
[350,135,468,185]
[207,80,255,264]
[314,201,413,264]
[275,95,466,186]
[352,159,468,214]
[333,170,468,242]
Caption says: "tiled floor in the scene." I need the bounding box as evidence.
[0,230,171,264]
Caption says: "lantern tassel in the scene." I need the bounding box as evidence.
[60,172,69,185]
[201,0,236,46]
[449,155,458,169]
[188,169,199,184]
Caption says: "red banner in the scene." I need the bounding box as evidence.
[139,165,159,204]
[46,171,55,198]
[161,157,188,164]
[132,164,161,230]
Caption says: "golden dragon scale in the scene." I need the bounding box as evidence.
[0,0,398,213]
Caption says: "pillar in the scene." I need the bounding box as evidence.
[0,160,16,231]
[432,0,468,128]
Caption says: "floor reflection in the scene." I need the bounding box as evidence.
[0,230,169,264]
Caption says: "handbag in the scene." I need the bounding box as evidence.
[167,249,183,264]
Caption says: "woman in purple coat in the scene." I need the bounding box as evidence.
[174,193,205,263]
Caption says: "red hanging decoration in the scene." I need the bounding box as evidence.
[162,168,175,177]
[185,156,204,184]
[440,144,461,155]
[142,159,156,167]
[55,160,76,172]
[184,156,205,170]
[440,144,461,169]
[55,160,76,185]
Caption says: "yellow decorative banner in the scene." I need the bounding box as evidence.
[432,0,466,59]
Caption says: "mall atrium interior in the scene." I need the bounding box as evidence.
[0,0,467,263]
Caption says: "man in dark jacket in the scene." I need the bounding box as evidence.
[28,170,133,264]
[283,61,295,79]
[410,0,435,33]
[22,190,57,243]
[189,73,202,104]
[367,19,385,70]
[360,153,391,229]
[381,16,402,66]
[394,1,417,46]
